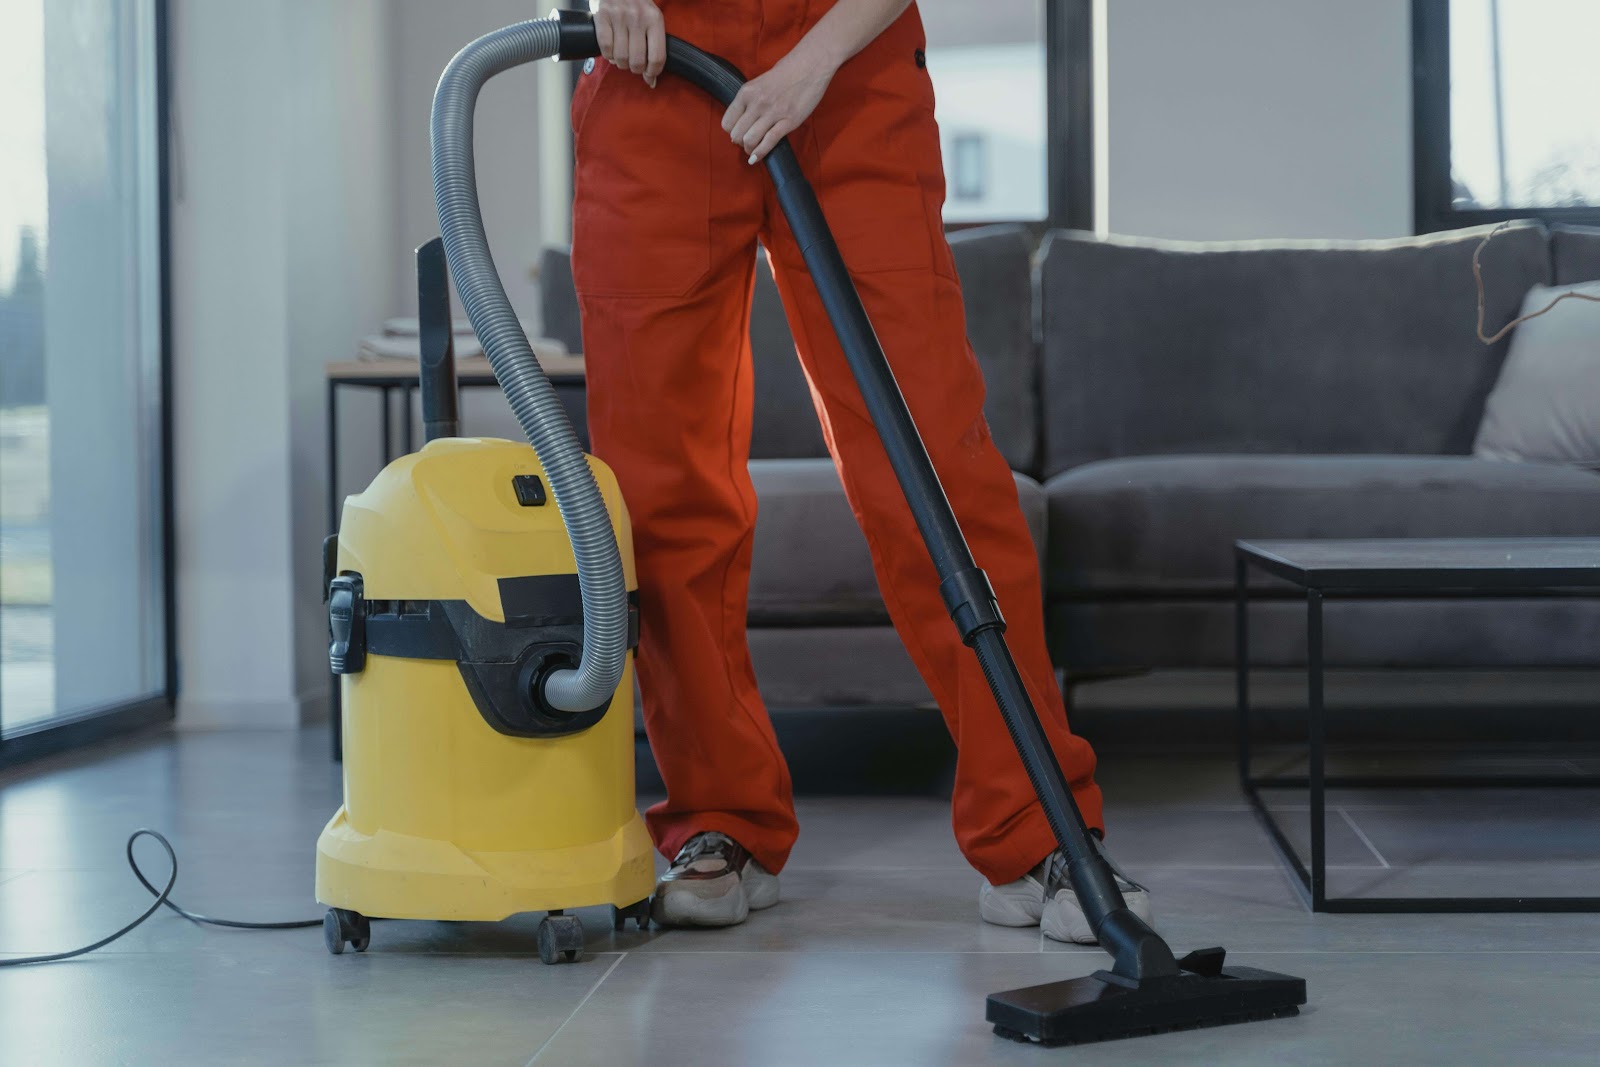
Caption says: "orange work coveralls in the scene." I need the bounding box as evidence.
[571,0,1103,885]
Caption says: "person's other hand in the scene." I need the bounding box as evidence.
[594,0,665,87]
[722,45,837,164]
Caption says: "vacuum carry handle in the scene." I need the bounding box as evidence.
[417,237,460,444]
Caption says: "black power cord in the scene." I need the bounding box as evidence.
[0,829,321,967]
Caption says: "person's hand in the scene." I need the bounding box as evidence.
[594,0,665,87]
[722,43,838,164]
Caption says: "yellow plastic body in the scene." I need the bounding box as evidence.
[315,437,655,919]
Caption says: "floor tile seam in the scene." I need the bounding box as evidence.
[524,952,627,1066]
[1336,808,1393,869]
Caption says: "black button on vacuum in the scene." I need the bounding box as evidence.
[513,475,547,507]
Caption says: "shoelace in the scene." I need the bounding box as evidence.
[673,831,735,870]
[1044,838,1148,897]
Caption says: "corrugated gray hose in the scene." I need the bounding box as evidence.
[431,18,626,714]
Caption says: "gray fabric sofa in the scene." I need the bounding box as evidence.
[1039,222,1600,671]
[543,220,1600,710]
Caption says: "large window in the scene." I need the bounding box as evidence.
[920,0,1092,228]
[1413,0,1600,231]
[0,0,171,761]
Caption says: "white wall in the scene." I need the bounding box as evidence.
[322,0,558,531]
[388,0,550,321]
[171,0,566,729]
[1102,0,1413,240]
[284,0,399,719]
[170,0,395,728]
[170,0,295,727]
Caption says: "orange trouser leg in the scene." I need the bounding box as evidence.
[573,1,1102,884]
[756,8,1103,886]
[571,46,799,875]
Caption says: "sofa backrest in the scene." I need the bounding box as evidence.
[748,255,828,458]
[1551,224,1600,285]
[945,224,1040,475]
[746,231,1045,470]
[545,229,1045,471]
[1036,222,1552,477]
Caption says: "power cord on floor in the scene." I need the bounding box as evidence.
[0,829,321,967]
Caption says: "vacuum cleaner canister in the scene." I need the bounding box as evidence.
[315,438,655,963]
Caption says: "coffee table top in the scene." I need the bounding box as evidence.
[1236,537,1600,590]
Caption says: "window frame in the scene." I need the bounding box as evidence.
[944,0,1094,234]
[1046,0,1094,231]
[1412,0,1600,234]
[0,0,176,768]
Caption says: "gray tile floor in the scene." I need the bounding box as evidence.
[2,729,1599,1065]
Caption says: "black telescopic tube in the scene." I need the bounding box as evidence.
[417,237,460,443]
[770,159,1173,979]
[553,11,1175,981]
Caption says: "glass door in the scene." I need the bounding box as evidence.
[0,0,170,752]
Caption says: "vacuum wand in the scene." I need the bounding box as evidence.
[765,145,1170,978]
[547,9,1305,1046]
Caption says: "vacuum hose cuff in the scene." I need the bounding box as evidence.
[431,16,626,713]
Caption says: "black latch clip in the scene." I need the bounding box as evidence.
[329,574,367,674]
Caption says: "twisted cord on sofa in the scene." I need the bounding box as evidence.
[1475,221,1600,345]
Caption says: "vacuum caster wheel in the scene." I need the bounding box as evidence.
[611,898,652,932]
[537,913,585,965]
[323,908,371,955]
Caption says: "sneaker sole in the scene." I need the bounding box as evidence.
[744,866,780,912]
[651,884,751,928]
[978,885,1044,928]
[1040,889,1155,946]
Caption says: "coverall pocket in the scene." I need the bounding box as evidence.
[809,37,943,276]
[571,63,714,299]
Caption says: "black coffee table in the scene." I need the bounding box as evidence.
[1234,537,1600,913]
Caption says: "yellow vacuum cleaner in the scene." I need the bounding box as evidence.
[314,232,653,964]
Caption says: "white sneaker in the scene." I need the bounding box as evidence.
[650,831,780,928]
[979,841,1154,945]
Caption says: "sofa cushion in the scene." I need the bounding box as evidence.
[947,224,1039,474]
[1037,222,1552,477]
[1551,224,1600,285]
[1045,454,1600,596]
[750,458,1046,624]
[750,254,830,459]
[1474,282,1600,467]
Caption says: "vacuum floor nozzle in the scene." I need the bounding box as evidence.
[986,949,1307,1047]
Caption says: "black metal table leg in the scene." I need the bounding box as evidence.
[328,378,342,763]
[1236,542,1600,912]
[327,379,340,540]
[1236,555,1251,788]
[401,383,415,455]
[1306,588,1326,911]
[380,385,394,462]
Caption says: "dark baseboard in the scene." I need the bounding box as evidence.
[636,700,1600,795]
[635,705,958,798]
[1071,703,1600,750]
[0,697,174,771]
